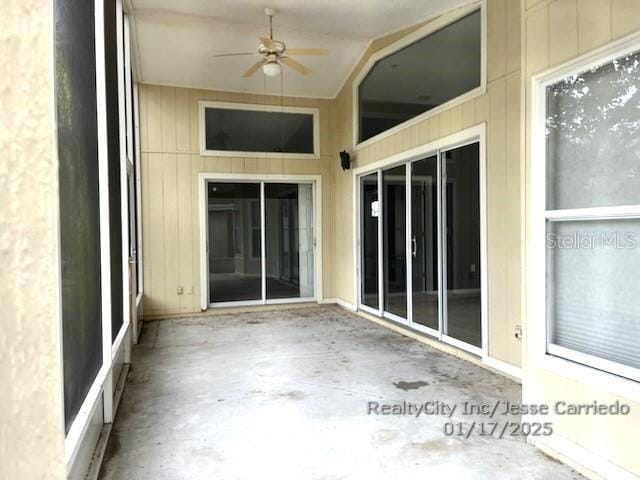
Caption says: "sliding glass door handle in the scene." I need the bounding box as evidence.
[411,236,417,257]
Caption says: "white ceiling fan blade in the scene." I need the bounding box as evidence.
[212,52,259,58]
[285,48,329,56]
[260,36,276,50]
[243,59,266,78]
[281,57,310,75]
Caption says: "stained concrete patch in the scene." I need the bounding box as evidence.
[393,380,429,391]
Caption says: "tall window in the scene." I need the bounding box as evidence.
[357,9,481,143]
[543,47,640,381]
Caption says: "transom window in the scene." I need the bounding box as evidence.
[542,46,640,382]
[199,101,319,158]
[357,9,482,144]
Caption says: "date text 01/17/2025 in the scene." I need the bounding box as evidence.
[443,421,553,439]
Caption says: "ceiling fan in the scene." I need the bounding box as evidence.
[212,8,329,78]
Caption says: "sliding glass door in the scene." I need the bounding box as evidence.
[442,144,482,348]
[265,183,314,300]
[208,182,262,303]
[358,142,483,353]
[383,166,407,319]
[360,173,380,311]
[410,156,439,332]
[207,180,315,306]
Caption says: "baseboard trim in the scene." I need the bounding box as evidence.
[340,305,524,385]
[483,356,523,382]
[320,297,357,311]
[529,434,639,480]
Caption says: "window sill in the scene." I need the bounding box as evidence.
[539,353,640,404]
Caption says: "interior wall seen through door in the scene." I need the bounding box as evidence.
[208,183,262,303]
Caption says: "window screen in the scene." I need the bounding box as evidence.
[545,49,640,378]
[105,0,123,340]
[203,107,315,154]
[55,0,103,431]
[358,10,481,143]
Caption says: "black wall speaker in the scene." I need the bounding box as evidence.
[340,150,351,171]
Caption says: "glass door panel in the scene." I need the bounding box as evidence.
[443,143,482,347]
[360,173,380,310]
[411,156,439,330]
[383,165,407,319]
[208,182,262,303]
[265,183,314,299]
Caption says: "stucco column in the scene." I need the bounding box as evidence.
[0,1,66,479]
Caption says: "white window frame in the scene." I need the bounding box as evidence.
[198,101,320,159]
[352,124,497,368]
[352,0,487,151]
[198,173,323,310]
[530,31,640,399]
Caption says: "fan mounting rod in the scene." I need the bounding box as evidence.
[264,8,278,39]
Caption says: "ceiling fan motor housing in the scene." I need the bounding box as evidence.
[259,41,285,56]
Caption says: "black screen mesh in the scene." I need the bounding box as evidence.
[55,0,103,431]
[104,0,124,340]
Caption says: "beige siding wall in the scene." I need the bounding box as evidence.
[331,0,523,366]
[522,0,640,476]
[0,0,66,478]
[138,85,334,316]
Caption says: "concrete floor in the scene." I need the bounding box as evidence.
[99,305,583,480]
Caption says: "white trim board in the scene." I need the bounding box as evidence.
[198,100,320,159]
[351,0,486,150]
[198,173,323,311]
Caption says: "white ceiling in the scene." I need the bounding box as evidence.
[131,0,469,98]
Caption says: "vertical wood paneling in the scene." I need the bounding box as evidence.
[160,87,176,152]
[439,109,452,137]
[141,153,152,309]
[505,0,521,74]
[577,0,611,53]
[190,154,204,310]
[162,153,179,313]
[449,105,462,133]
[462,100,476,128]
[526,5,549,77]
[146,86,162,152]
[176,154,193,312]
[475,93,489,123]
[612,0,640,37]
[505,72,522,367]
[549,0,578,66]
[147,153,165,312]
[175,88,190,152]
[139,85,148,152]
[140,84,330,314]
[189,89,201,153]
[487,79,508,360]
[488,0,507,82]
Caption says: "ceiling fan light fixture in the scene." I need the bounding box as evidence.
[262,61,281,77]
